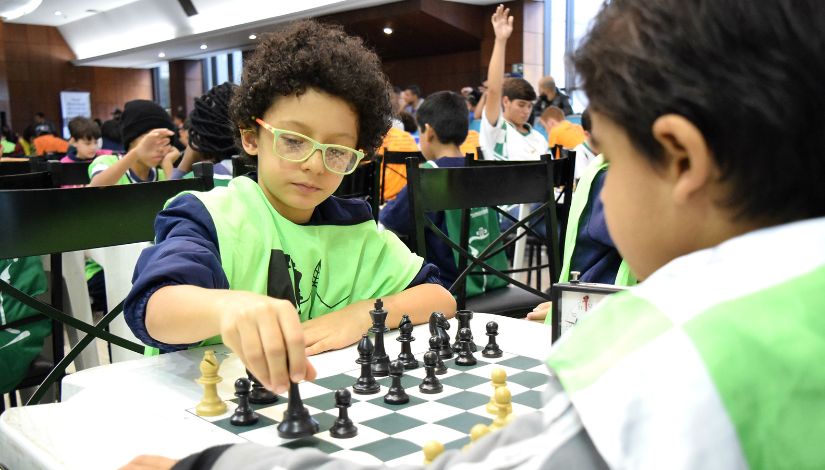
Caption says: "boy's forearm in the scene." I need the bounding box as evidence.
[89,151,137,187]
[485,38,508,124]
[382,283,456,328]
[145,285,226,345]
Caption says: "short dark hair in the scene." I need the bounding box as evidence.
[404,85,422,99]
[573,0,825,223]
[230,20,392,157]
[68,117,101,140]
[581,108,592,133]
[397,111,418,134]
[502,77,536,102]
[416,91,469,146]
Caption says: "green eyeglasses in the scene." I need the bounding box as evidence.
[254,118,365,175]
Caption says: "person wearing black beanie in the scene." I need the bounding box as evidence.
[170,82,240,182]
[89,99,179,186]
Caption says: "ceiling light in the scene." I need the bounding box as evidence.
[54,10,62,16]
[158,52,166,58]
[383,27,393,35]
[0,0,42,20]
[248,34,257,40]
[200,44,208,50]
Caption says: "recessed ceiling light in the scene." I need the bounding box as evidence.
[54,10,62,15]
[383,27,393,35]
[200,44,208,50]
[248,34,257,40]
[158,52,166,58]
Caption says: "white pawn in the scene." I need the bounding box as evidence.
[486,368,510,415]
[423,440,444,465]
[489,386,512,431]
[463,423,491,451]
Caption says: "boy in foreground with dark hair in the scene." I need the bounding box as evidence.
[380,91,509,295]
[479,5,547,161]
[125,0,825,468]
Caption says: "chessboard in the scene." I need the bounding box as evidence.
[186,348,550,466]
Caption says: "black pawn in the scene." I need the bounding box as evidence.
[419,351,443,394]
[482,321,503,358]
[384,360,410,404]
[455,327,477,366]
[396,315,419,369]
[230,377,259,426]
[329,389,358,439]
[370,299,390,377]
[453,310,476,352]
[353,334,380,394]
[277,381,320,439]
[428,335,448,375]
[247,370,279,405]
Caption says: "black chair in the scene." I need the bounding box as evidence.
[0,171,53,190]
[380,150,422,204]
[406,157,562,317]
[467,149,576,285]
[334,159,380,221]
[231,156,256,178]
[47,160,92,186]
[0,157,45,176]
[0,162,214,406]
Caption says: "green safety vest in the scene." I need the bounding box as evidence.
[0,257,50,393]
[545,155,635,326]
[145,176,423,355]
[547,218,825,468]
[424,160,509,297]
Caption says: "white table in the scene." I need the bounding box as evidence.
[0,313,552,470]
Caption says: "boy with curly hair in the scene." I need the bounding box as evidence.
[127,0,825,468]
[124,21,455,392]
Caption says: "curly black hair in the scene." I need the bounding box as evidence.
[230,20,393,158]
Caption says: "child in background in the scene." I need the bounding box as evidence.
[571,108,598,181]
[540,106,585,151]
[61,117,109,163]
[170,82,238,185]
[124,21,455,391]
[88,100,178,186]
[380,91,509,295]
[32,125,69,156]
[479,5,547,161]
[125,0,825,467]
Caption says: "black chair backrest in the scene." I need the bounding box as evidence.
[380,150,422,204]
[47,161,92,186]
[465,151,576,255]
[231,156,256,178]
[406,157,562,309]
[0,162,214,405]
[334,159,380,221]
[0,158,44,176]
[0,171,53,189]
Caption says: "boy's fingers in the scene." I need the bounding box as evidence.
[278,309,309,383]
[305,360,318,381]
[258,313,289,393]
[305,339,329,357]
[237,316,270,390]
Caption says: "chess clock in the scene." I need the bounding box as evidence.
[550,272,628,342]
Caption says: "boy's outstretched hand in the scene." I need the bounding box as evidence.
[216,292,317,394]
[302,307,372,356]
[526,301,551,322]
[492,4,514,40]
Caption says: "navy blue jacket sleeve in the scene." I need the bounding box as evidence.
[378,186,413,235]
[124,194,229,352]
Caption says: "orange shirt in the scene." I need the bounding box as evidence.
[549,121,585,150]
[33,135,70,155]
[378,128,418,202]
[459,130,480,160]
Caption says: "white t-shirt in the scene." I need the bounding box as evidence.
[572,141,598,181]
[479,108,548,161]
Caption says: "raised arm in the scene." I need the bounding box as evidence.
[484,4,514,126]
[89,128,174,186]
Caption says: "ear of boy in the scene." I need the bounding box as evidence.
[651,115,716,206]
[241,129,259,156]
